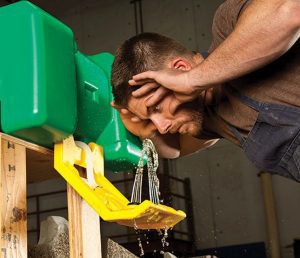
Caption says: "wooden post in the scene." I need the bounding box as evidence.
[0,138,27,258]
[0,133,104,257]
[260,172,281,258]
[67,184,102,258]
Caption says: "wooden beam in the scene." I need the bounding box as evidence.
[0,138,27,258]
[0,133,52,155]
[260,172,281,258]
[0,133,59,184]
[67,184,102,258]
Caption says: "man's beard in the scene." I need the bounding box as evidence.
[181,100,204,136]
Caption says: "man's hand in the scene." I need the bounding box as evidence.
[129,68,194,94]
[111,101,157,139]
[129,68,199,112]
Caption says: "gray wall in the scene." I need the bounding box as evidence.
[172,140,300,257]
[28,0,222,54]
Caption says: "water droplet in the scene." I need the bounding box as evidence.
[137,236,144,256]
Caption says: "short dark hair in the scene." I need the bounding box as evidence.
[111,32,193,106]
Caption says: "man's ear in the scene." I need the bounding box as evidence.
[170,58,192,71]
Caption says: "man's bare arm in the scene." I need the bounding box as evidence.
[188,0,300,89]
[130,0,300,104]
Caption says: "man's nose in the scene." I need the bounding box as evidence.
[151,116,172,134]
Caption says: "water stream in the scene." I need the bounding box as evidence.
[131,139,173,257]
[131,138,160,204]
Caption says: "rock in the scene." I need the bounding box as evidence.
[28,216,69,258]
[106,238,137,258]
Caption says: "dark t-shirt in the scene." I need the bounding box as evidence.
[203,0,300,145]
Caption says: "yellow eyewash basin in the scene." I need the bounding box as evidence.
[54,136,186,230]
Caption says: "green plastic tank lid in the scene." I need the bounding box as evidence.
[74,52,145,171]
[0,1,77,147]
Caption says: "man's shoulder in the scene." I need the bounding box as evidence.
[214,0,251,30]
[210,0,252,52]
[216,0,251,15]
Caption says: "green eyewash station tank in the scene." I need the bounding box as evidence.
[0,0,187,231]
[0,0,143,171]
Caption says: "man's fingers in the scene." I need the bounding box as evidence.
[119,108,141,122]
[132,71,156,81]
[131,116,142,122]
[128,78,155,86]
[131,82,160,97]
[129,71,157,86]
[169,98,182,114]
[120,108,130,114]
[145,87,169,107]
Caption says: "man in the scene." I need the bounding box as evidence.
[111,0,300,182]
[111,33,219,158]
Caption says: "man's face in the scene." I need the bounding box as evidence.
[127,91,203,137]
[122,52,205,138]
